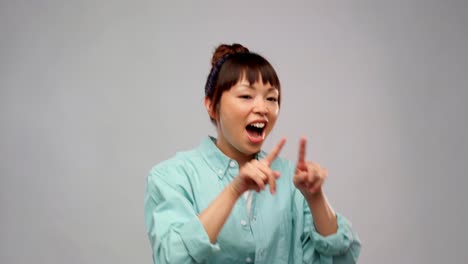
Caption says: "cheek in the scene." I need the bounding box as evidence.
[223,101,248,119]
[271,103,280,113]
[269,106,279,120]
[273,108,279,116]
[267,112,279,131]
[218,105,238,129]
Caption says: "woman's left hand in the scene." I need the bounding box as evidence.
[293,137,328,198]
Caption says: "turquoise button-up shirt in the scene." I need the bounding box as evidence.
[144,136,361,263]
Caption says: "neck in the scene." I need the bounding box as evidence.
[214,139,256,167]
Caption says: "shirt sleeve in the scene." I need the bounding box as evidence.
[300,196,362,263]
[144,165,220,264]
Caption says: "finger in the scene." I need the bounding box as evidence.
[298,137,307,164]
[245,163,267,190]
[268,171,276,194]
[294,170,308,186]
[310,178,323,193]
[264,138,286,166]
[252,167,269,190]
[313,168,327,192]
[273,171,281,179]
[256,161,278,194]
[250,173,266,191]
[251,161,268,181]
[307,164,317,184]
[296,138,308,171]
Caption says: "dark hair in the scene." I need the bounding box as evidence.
[205,43,281,123]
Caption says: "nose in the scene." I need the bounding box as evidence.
[253,98,269,115]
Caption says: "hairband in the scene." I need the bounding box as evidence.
[204,54,232,97]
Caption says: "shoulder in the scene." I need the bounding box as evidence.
[147,148,203,188]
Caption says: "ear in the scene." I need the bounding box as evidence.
[204,97,217,119]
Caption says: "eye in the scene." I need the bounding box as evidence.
[239,95,252,99]
[267,97,278,102]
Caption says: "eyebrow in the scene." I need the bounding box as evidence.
[238,83,278,92]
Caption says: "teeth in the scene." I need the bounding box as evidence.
[250,122,265,128]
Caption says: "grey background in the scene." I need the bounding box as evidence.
[1,1,467,263]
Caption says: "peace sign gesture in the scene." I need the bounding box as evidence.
[293,137,328,197]
[230,138,286,196]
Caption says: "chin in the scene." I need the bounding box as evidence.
[244,144,262,155]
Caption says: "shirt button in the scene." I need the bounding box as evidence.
[218,169,223,175]
[229,161,236,167]
[246,257,252,263]
[240,220,247,226]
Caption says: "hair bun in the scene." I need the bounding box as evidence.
[211,43,249,67]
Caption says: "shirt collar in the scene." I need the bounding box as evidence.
[198,136,267,179]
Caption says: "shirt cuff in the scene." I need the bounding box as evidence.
[311,213,357,256]
[177,218,220,262]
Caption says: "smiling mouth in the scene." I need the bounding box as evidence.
[245,122,266,142]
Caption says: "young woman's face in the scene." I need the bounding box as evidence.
[207,77,280,163]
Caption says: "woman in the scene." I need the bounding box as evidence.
[144,43,361,263]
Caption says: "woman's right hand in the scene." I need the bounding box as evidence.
[230,138,286,196]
